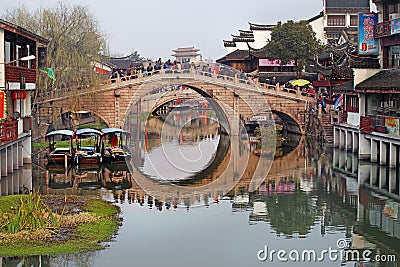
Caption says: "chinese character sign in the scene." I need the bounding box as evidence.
[358,13,379,55]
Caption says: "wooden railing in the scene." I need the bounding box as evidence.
[0,119,18,143]
[360,114,400,134]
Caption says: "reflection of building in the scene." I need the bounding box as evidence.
[0,19,49,177]
[356,187,400,256]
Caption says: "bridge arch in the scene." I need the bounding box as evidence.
[271,110,302,135]
[36,63,315,139]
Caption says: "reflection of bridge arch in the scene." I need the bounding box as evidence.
[36,65,315,138]
[126,135,307,205]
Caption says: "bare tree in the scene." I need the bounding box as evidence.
[4,3,108,129]
[4,2,107,91]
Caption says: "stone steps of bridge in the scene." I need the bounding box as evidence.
[319,114,334,143]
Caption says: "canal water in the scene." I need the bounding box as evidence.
[1,110,399,267]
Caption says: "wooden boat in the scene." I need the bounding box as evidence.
[74,128,103,164]
[101,128,132,164]
[45,129,74,165]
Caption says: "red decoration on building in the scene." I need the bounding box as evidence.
[12,91,27,100]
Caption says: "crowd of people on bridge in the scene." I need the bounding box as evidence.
[108,58,248,83]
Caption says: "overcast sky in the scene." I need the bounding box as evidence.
[3,0,327,61]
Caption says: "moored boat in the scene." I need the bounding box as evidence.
[74,128,103,164]
[45,129,74,165]
[101,128,132,164]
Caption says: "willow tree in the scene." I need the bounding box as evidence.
[265,20,323,77]
[4,3,108,128]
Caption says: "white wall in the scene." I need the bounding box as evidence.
[353,68,380,85]
[252,30,270,49]
[235,42,249,50]
[310,16,327,45]
[226,47,237,54]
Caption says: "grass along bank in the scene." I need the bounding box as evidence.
[0,193,121,257]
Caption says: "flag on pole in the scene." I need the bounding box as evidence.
[334,94,344,109]
[40,68,56,86]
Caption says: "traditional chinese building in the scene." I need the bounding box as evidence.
[0,18,49,178]
[323,0,370,43]
[172,47,202,63]
[334,0,400,177]
[217,1,370,84]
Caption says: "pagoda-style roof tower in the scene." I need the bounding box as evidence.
[171,47,201,63]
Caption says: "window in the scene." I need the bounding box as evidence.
[385,3,400,20]
[345,95,359,112]
[388,45,400,68]
[5,41,11,64]
[16,45,22,66]
[350,15,358,26]
[327,15,346,26]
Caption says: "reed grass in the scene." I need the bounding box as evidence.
[0,192,64,234]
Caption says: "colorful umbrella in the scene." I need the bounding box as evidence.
[288,79,310,87]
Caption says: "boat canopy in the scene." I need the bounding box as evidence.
[101,128,130,135]
[45,129,74,137]
[76,128,102,136]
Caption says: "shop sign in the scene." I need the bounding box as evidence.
[385,117,399,136]
[384,200,399,219]
[0,90,5,119]
[250,115,267,121]
[358,13,379,55]
[12,90,27,100]
[347,112,360,126]
[391,17,400,35]
[259,59,295,67]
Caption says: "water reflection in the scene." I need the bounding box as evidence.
[0,165,32,196]
[1,117,400,266]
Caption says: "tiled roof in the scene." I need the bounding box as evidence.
[349,56,380,69]
[325,0,369,9]
[356,69,400,91]
[248,22,275,31]
[216,50,251,62]
[333,80,354,92]
[172,47,200,53]
[0,18,49,44]
[231,35,254,42]
[308,11,324,23]
[223,40,236,47]
[239,30,254,38]
[249,46,267,58]
[103,56,146,69]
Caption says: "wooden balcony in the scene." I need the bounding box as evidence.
[5,65,37,83]
[374,21,391,38]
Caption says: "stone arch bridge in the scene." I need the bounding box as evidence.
[35,66,316,137]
